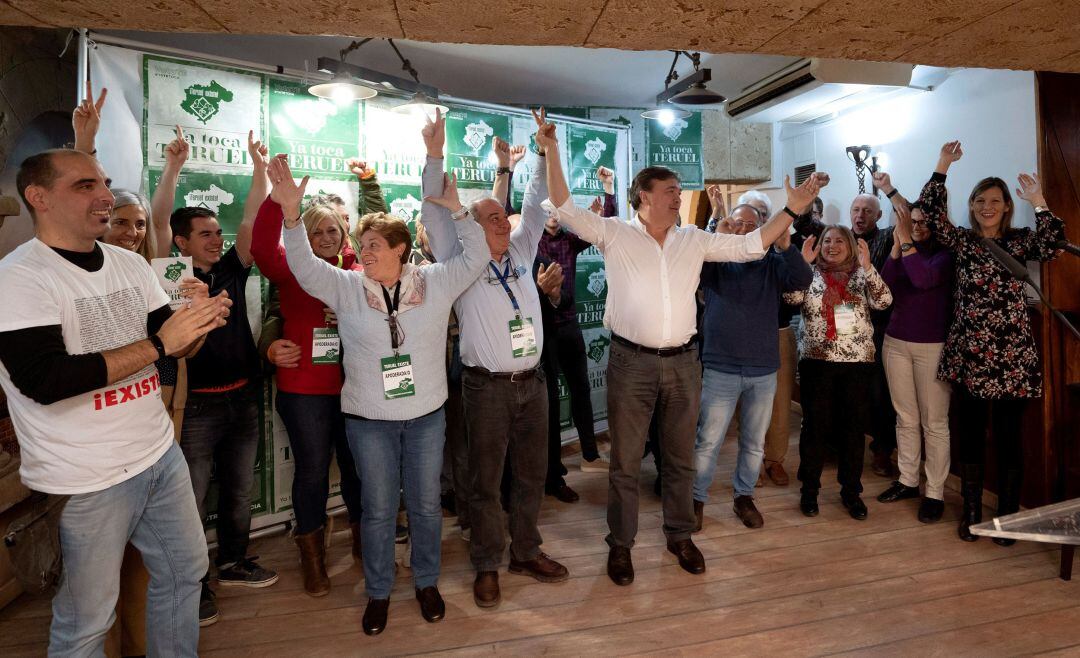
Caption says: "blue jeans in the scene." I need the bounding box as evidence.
[51,442,207,657]
[275,391,363,535]
[693,368,778,501]
[180,384,260,567]
[346,408,445,599]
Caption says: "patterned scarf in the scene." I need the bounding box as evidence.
[361,263,426,315]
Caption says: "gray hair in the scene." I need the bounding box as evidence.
[110,188,151,216]
[737,189,772,218]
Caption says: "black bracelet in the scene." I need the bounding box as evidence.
[782,206,798,219]
[886,189,898,199]
[149,334,167,360]
[496,166,511,175]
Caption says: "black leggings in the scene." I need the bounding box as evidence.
[953,385,1027,470]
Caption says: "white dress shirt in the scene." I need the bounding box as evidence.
[556,200,766,348]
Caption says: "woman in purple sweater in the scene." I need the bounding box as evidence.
[874,174,955,524]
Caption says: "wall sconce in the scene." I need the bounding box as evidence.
[845,144,873,194]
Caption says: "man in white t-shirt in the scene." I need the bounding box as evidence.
[0,149,230,656]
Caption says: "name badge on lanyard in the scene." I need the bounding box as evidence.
[489,261,538,358]
[382,282,416,399]
[833,303,858,336]
[312,327,341,364]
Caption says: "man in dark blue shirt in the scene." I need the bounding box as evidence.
[693,204,813,530]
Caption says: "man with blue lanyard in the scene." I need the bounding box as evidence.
[420,109,569,609]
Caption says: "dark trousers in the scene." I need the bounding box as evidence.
[797,360,873,498]
[868,332,897,457]
[275,391,363,535]
[954,385,1026,490]
[180,384,260,567]
[606,340,700,548]
[443,342,470,529]
[463,368,548,571]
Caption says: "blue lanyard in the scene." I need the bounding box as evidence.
[488,260,521,318]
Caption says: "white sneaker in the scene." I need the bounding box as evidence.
[461,527,471,542]
[580,450,611,473]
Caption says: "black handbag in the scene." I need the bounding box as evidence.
[3,491,69,597]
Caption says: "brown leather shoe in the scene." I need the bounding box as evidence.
[350,522,362,566]
[473,571,500,608]
[508,552,569,583]
[693,499,704,533]
[667,538,706,575]
[362,597,389,635]
[733,495,764,529]
[607,546,634,586]
[546,484,580,503]
[765,462,790,486]
[415,586,445,623]
[294,526,330,597]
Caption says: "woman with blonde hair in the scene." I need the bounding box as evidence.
[250,182,365,597]
[785,225,892,520]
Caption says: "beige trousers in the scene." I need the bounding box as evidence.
[763,327,797,465]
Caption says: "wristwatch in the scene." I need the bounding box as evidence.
[900,242,915,253]
[1034,205,1049,214]
[450,206,471,222]
[496,166,512,175]
[149,334,167,360]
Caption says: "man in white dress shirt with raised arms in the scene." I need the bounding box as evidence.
[538,120,820,586]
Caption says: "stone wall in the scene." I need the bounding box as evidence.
[701,109,771,184]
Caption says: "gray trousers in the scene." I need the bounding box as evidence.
[606,339,701,548]
[462,368,548,571]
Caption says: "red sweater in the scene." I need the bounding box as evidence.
[251,197,360,395]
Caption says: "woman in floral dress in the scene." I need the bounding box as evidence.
[917,141,1065,544]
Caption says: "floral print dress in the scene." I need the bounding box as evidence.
[918,173,1065,399]
[784,266,892,363]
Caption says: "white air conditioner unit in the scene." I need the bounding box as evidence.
[726,59,914,124]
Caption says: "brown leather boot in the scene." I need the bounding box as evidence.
[295,527,330,597]
[350,522,363,566]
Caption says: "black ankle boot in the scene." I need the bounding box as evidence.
[958,463,984,542]
[992,469,1022,546]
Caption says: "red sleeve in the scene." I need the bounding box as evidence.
[250,196,292,283]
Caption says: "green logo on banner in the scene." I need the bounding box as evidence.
[180,80,234,124]
[583,138,607,165]
[463,121,494,155]
[588,334,611,363]
[163,262,187,282]
[183,184,235,213]
[660,117,690,141]
[586,268,607,297]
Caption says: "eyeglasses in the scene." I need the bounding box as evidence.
[911,219,929,227]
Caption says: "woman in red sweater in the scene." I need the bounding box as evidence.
[251,190,365,596]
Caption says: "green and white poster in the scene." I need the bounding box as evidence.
[144,55,265,173]
[444,108,511,189]
[362,104,427,185]
[380,182,424,242]
[568,125,617,197]
[267,77,360,180]
[147,170,252,247]
[647,111,704,189]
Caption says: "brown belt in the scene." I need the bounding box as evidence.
[612,333,696,357]
[464,365,539,383]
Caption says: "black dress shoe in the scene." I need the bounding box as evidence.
[800,493,819,517]
[993,536,1017,547]
[666,539,706,575]
[918,497,945,523]
[877,481,920,503]
[842,494,868,520]
[362,598,390,636]
[546,484,580,503]
[415,586,445,623]
[607,546,634,586]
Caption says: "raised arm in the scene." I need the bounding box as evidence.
[428,188,489,299]
[349,159,388,215]
[709,174,820,262]
[151,124,190,258]
[540,112,612,247]
[918,141,964,249]
[72,80,106,156]
[249,186,292,283]
[235,130,269,267]
[1012,173,1066,261]
[419,109,461,263]
[492,136,512,209]
[791,173,829,239]
[858,239,892,310]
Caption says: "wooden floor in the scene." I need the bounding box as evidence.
[2,411,1078,657]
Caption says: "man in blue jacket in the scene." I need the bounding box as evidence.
[693,203,814,530]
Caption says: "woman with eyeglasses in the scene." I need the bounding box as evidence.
[784,225,892,521]
[268,154,487,635]
[870,171,955,524]
[912,142,1064,544]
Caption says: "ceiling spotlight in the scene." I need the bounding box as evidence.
[670,81,726,106]
[309,69,378,102]
[391,90,450,117]
[641,105,692,124]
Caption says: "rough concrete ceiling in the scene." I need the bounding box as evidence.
[1,0,1078,74]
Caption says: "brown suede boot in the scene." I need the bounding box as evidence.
[295,527,330,597]
[350,522,363,566]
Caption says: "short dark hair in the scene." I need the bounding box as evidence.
[629,166,679,210]
[812,197,824,213]
[16,149,85,218]
[170,207,218,246]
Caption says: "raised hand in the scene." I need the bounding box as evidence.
[936,141,963,173]
[267,339,302,369]
[801,235,820,264]
[871,171,894,195]
[423,172,463,212]
[247,130,269,170]
[785,174,821,215]
[347,158,373,179]
[164,124,190,170]
[73,80,107,154]
[893,203,913,244]
[509,145,528,169]
[857,238,872,271]
[493,136,511,168]
[812,172,830,188]
[588,196,604,215]
[531,107,557,155]
[706,184,725,219]
[715,217,736,234]
[421,108,446,158]
[1016,173,1047,208]
[596,166,615,195]
[537,261,564,299]
[267,155,310,222]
